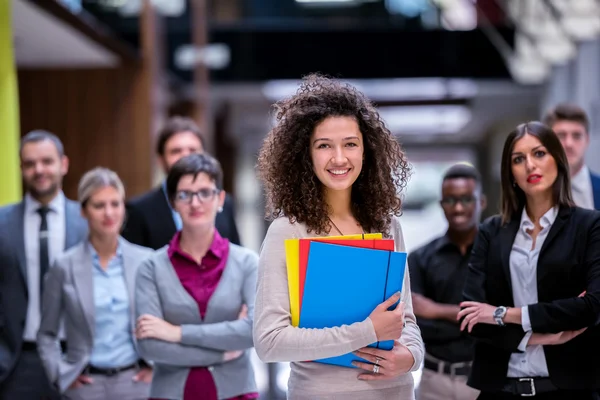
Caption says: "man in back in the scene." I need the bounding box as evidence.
[543,103,600,209]
[409,163,486,400]
[0,130,87,399]
[123,116,240,249]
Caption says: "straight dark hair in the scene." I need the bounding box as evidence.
[500,121,574,224]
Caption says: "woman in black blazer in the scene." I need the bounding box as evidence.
[458,121,600,399]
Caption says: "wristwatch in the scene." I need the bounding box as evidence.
[493,306,507,326]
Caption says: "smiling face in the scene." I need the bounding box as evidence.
[510,133,558,199]
[310,116,364,195]
[20,139,68,201]
[441,178,484,233]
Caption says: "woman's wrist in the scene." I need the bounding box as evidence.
[503,307,523,325]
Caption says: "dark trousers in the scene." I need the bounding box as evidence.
[0,346,60,400]
[478,390,595,400]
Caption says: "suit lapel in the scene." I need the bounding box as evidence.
[538,207,570,284]
[64,200,85,249]
[155,188,177,236]
[590,172,600,210]
[72,243,95,337]
[499,218,519,293]
[8,203,28,284]
[539,207,569,254]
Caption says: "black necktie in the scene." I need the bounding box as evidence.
[38,206,50,294]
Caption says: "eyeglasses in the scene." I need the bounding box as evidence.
[175,189,220,204]
[440,196,477,207]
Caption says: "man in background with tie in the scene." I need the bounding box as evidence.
[543,103,600,210]
[0,130,87,399]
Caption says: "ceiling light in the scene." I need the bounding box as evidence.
[562,15,600,40]
[508,54,550,85]
[175,44,230,70]
[377,105,471,135]
[537,34,576,64]
[261,78,477,102]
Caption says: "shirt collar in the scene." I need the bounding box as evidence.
[571,164,590,191]
[519,205,559,231]
[167,229,228,260]
[86,239,123,261]
[434,233,474,254]
[433,234,454,252]
[25,191,65,214]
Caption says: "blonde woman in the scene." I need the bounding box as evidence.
[37,167,153,400]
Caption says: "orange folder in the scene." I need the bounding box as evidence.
[285,233,383,326]
[298,238,395,312]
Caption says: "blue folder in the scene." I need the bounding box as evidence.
[298,241,407,368]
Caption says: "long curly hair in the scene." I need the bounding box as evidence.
[257,74,411,235]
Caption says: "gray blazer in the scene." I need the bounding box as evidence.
[0,198,87,383]
[135,244,258,400]
[36,237,153,393]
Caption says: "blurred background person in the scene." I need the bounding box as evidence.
[543,103,600,210]
[37,167,153,400]
[409,163,485,400]
[135,153,258,400]
[123,116,240,249]
[0,130,87,400]
[460,122,600,399]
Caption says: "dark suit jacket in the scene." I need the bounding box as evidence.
[122,187,240,250]
[590,170,600,210]
[462,206,600,392]
[0,199,87,383]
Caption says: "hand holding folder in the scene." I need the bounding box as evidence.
[296,241,407,368]
[367,293,405,342]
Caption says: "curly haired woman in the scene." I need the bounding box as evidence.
[253,74,424,400]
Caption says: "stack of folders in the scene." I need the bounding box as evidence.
[285,234,407,368]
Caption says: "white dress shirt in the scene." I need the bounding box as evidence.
[571,165,594,210]
[506,206,558,378]
[23,192,66,341]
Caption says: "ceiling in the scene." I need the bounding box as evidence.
[210,78,542,149]
[12,0,120,68]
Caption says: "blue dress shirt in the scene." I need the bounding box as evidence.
[89,243,139,368]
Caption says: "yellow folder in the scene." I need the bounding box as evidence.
[285,233,383,326]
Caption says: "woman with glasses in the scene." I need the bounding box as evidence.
[134,153,258,400]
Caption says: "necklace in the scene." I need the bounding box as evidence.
[328,217,364,236]
[329,218,344,235]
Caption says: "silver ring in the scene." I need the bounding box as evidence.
[373,365,380,374]
[375,357,381,366]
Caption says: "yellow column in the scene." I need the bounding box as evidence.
[0,0,21,206]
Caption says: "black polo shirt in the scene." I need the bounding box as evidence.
[408,235,474,363]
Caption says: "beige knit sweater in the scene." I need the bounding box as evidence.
[253,216,424,399]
